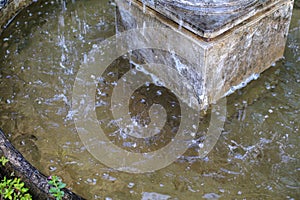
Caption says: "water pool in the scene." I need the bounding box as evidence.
[0,0,299,199]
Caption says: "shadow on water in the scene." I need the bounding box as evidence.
[0,0,299,199]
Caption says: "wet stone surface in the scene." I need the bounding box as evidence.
[117,0,294,108]
[138,0,283,38]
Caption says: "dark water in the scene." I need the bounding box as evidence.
[0,0,299,199]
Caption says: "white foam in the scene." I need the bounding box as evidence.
[224,73,260,96]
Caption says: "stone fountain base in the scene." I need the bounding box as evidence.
[116,0,294,109]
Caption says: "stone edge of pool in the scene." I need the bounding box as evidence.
[0,128,85,199]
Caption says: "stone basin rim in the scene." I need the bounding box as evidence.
[0,128,85,200]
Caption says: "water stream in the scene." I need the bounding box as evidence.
[0,0,299,199]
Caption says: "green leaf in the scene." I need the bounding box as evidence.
[4,188,13,199]
[51,176,59,182]
[23,193,32,200]
[0,156,9,166]
[6,179,12,185]
[15,178,21,184]
[49,187,59,193]
[21,187,29,193]
[58,183,66,189]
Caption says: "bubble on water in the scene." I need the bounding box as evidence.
[271,62,276,67]
[95,100,108,107]
[142,192,171,200]
[65,110,77,121]
[102,173,116,182]
[49,166,57,172]
[268,109,273,113]
[127,182,135,188]
[202,193,221,199]
[111,81,117,86]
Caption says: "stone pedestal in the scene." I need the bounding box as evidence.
[116,0,294,109]
[138,0,270,38]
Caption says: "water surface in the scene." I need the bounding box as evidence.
[0,0,299,199]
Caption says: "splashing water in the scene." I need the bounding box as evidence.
[0,0,299,199]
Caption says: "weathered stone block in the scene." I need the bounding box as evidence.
[137,0,292,39]
[116,0,294,109]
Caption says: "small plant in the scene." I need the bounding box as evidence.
[48,176,66,200]
[0,156,9,166]
[0,177,32,200]
[0,156,32,200]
